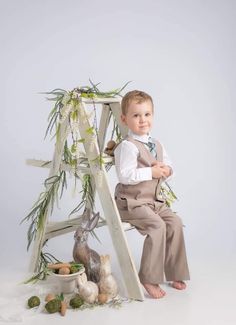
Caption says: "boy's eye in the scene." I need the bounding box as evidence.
[133,114,138,117]
[145,113,151,116]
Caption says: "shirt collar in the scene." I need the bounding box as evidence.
[128,130,152,143]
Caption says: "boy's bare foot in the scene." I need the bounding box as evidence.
[143,283,166,298]
[171,281,186,290]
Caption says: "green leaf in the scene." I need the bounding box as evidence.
[71,143,77,153]
[71,110,78,121]
[86,127,95,135]
[56,293,64,301]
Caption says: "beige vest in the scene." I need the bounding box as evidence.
[115,137,164,208]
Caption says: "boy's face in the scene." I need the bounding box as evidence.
[121,100,154,136]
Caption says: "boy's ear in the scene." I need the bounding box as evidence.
[120,114,126,124]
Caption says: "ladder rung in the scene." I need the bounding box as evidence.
[80,97,121,104]
[45,218,134,240]
[97,220,134,231]
[26,157,114,172]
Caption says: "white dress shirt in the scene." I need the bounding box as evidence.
[114,131,173,185]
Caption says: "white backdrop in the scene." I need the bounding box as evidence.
[0,0,235,280]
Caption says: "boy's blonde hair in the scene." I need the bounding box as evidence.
[121,90,153,115]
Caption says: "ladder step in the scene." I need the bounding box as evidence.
[26,157,114,172]
[45,217,134,240]
[81,97,121,104]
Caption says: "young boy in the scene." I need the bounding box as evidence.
[114,90,190,299]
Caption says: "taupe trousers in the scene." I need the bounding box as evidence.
[115,137,190,284]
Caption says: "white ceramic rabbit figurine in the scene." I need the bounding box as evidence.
[77,272,98,304]
[98,255,118,299]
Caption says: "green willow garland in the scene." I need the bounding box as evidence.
[160,181,178,207]
[22,81,127,252]
[21,171,67,250]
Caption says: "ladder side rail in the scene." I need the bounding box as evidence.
[109,102,129,138]
[29,118,69,272]
[98,104,112,152]
[78,102,144,300]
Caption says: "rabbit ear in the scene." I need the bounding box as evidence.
[82,272,87,282]
[86,211,100,231]
[105,255,110,262]
[78,272,87,285]
[80,208,91,227]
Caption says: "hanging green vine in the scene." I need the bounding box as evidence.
[44,80,131,140]
[160,181,178,207]
[21,171,67,250]
[70,174,94,215]
[22,81,129,252]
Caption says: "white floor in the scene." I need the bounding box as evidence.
[0,255,236,325]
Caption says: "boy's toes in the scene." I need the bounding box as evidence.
[143,283,166,298]
[156,286,166,298]
[171,281,186,290]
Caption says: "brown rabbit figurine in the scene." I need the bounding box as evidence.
[73,208,101,283]
[98,255,118,299]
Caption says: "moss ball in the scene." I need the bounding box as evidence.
[69,296,84,309]
[70,265,78,274]
[28,296,40,308]
[45,299,61,313]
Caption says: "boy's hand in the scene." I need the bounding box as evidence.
[162,165,171,178]
[151,165,166,179]
[151,162,171,179]
[152,161,165,168]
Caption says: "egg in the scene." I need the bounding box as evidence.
[58,267,70,275]
[97,293,108,304]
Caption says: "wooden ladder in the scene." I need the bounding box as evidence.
[27,97,144,301]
